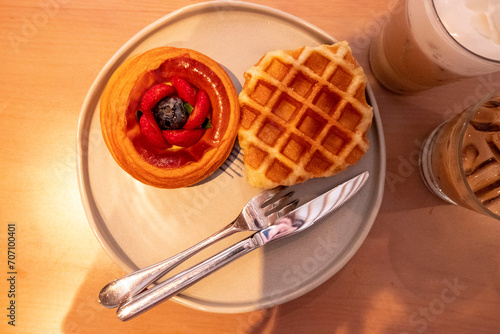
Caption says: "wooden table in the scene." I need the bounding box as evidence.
[1,0,499,333]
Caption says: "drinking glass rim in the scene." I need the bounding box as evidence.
[430,0,500,64]
[457,89,500,220]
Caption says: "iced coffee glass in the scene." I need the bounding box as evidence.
[370,0,500,94]
[420,89,500,219]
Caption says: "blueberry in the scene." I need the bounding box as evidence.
[152,96,188,130]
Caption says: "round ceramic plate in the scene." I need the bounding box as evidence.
[77,1,386,313]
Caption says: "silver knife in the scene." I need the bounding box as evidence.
[117,171,369,321]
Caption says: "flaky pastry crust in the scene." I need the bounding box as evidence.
[100,47,240,188]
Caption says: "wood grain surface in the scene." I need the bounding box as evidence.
[1,0,499,333]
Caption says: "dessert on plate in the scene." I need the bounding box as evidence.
[238,42,373,188]
[100,47,240,188]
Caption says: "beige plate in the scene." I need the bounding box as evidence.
[77,1,386,313]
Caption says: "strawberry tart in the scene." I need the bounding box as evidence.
[100,47,240,188]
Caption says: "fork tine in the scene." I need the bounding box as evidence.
[262,190,295,213]
[266,199,299,224]
[251,186,286,206]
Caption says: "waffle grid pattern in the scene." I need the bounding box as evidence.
[238,42,373,188]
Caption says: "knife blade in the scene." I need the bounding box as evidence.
[253,170,369,246]
[117,171,369,321]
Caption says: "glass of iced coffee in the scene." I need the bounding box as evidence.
[420,89,500,219]
[370,0,500,94]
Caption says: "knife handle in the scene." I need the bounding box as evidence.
[117,237,258,321]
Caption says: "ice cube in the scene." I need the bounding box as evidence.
[462,144,479,174]
[470,105,500,131]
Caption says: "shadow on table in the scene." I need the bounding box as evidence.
[61,203,500,334]
[60,248,279,334]
[59,250,383,334]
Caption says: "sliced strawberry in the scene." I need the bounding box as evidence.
[171,76,196,106]
[139,111,170,149]
[184,90,211,130]
[162,128,206,147]
[140,83,176,112]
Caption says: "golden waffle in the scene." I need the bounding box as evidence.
[238,42,373,188]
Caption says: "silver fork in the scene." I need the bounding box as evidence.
[98,187,297,309]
